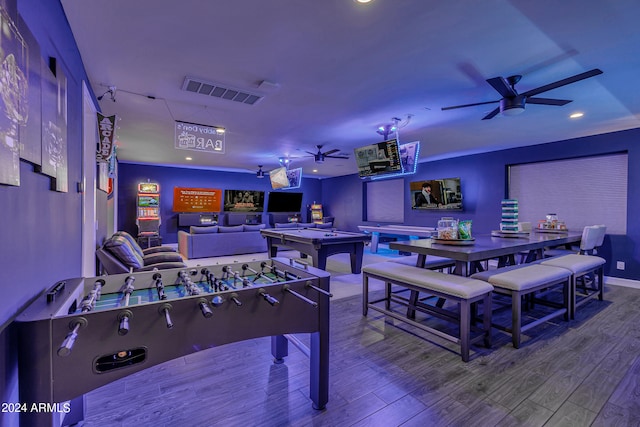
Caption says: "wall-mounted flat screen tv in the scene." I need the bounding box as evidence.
[223,190,265,212]
[399,141,419,175]
[269,166,290,189]
[267,191,303,212]
[354,139,402,178]
[285,168,302,189]
[410,178,463,210]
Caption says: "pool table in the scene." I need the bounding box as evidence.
[260,228,371,273]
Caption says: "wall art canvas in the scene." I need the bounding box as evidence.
[17,14,42,166]
[0,5,27,186]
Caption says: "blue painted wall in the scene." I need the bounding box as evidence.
[323,128,640,280]
[0,1,92,425]
[117,163,323,244]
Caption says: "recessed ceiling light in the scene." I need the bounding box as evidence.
[312,169,318,173]
[185,157,193,161]
[569,112,584,119]
[354,0,373,3]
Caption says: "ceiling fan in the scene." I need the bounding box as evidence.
[441,68,603,120]
[304,145,349,163]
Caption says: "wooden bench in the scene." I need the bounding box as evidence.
[540,254,606,319]
[390,254,456,315]
[471,264,572,348]
[362,262,493,362]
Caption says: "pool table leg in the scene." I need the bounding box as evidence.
[350,243,364,274]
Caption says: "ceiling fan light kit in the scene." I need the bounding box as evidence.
[500,96,526,116]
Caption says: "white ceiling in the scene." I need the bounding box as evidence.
[61,0,640,178]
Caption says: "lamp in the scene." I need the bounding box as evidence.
[278,157,291,168]
[500,96,525,116]
[375,115,412,140]
[256,165,265,178]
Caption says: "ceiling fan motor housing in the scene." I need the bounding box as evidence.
[500,95,526,116]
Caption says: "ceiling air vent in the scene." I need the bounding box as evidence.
[182,77,264,105]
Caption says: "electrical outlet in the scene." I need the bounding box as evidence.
[616,261,625,270]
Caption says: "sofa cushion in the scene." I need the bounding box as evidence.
[315,222,333,229]
[113,231,145,257]
[104,235,144,269]
[143,251,184,265]
[275,222,298,229]
[218,225,244,233]
[244,223,266,231]
[297,222,315,228]
[190,226,219,234]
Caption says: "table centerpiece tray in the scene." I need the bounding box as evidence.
[491,230,531,238]
[534,229,569,234]
[432,238,475,246]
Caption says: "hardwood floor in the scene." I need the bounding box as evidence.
[81,279,640,427]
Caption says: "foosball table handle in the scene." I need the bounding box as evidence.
[198,298,213,318]
[158,303,173,328]
[283,285,318,307]
[230,293,242,306]
[118,310,133,336]
[305,281,333,298]
[57,317,88,357]
[258,288,279,306]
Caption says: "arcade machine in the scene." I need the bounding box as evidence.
[310,203,323,224]
[136,182,161,248]
[16,258,332,426]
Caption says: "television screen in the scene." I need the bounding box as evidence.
[399,141,419,175]
[269,166,290,189]
[138,195,159,207]
[354,139,403,178]
[285,168,302,189]
[223,190,265,212]
[267,191,303,212]
[410,178,463,210]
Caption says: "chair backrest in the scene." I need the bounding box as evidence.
[579,225,605,253]
[594,224,607,248]
[138,218,160,234]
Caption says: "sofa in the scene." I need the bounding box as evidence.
[96,231,186,274]
[178,224,268,259]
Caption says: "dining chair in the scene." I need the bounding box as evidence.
[544,224,606,257]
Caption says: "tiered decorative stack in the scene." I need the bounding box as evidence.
[500,199,519,232]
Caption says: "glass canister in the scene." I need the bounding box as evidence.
[437,217,458,239]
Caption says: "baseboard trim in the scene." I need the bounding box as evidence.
[606,276,640,289]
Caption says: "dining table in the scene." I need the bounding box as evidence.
[389,230,583,277]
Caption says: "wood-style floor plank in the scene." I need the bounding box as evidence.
[82,283,640,426]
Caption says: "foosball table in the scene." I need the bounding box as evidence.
[15,257,331,427]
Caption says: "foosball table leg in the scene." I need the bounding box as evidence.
[271,334,288,364]
[309,331,329,410]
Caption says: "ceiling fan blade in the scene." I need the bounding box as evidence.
[481,107,501,120]
[303,151,316,155]
[486,76,518,98]
[322,149,340,156]
[441,100,499,111]
[526,97,572,106]
[326,155,349,159]
[521,68,603,97]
